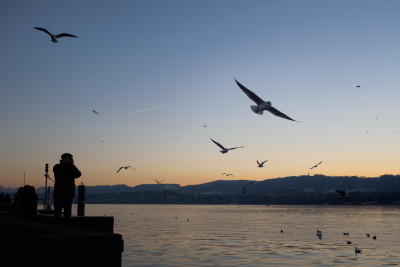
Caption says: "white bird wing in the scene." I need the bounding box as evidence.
[56,33,78,38]
[34,27,52,36]
[267,106,298,122]
[235,79,264,105]
[210,138,226,150]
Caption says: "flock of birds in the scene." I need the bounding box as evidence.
[32,27,393,198]
[310,229,377,256]
[32,26,335,194]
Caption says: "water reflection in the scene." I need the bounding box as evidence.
[86,205,400,266]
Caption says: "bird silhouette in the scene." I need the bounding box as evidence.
[356,85,361,88]
[355,247,362,255]
[242,181,254,196]
[336,190,347,199]
[210,138,244,154]
[221,173,234,177]
[235,79,299,122]
[347,240,352,245]
[154,179,164,184]
[116,166,136,173]
[310,161,322,170]
[257,160,268,168]
[90,109,100,115]
[34,27,77,43]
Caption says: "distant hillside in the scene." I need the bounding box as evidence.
[2,175,400,205]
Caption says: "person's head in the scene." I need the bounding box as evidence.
[61,153,74,164]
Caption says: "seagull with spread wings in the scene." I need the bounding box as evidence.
[221,173,234,177]
[34,27,77,43]
[310,161,322,170]
[154,179,164,184]
[243,181,254,196]
[210,138,244,154]
[235,79,299,122]
[336,189,347,199]
[257,160,268,168]
[116,166,136,173]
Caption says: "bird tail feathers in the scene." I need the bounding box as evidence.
[251,105,263,114]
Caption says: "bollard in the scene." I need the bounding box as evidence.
[77,184,85,216]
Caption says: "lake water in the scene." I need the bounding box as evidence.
[85,205,400,266]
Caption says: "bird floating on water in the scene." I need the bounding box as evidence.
[347,240,352,245]
[242,182,254,196]
[366,233,370,238]
[210,138,244,154]
[34,27,77,43]
[355,247,362,255]
[310,161,322,170]
[235,79,299,122]
[343,232,349,236]
[373,235,376,240]
[257,160,268,168]
[116,166,136,173]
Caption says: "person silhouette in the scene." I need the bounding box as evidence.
[53,153,81,217]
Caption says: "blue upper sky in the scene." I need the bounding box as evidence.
[1,0,400,188]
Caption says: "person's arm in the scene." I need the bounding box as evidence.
[71,165,81,179]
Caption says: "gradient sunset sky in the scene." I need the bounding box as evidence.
[1,0,400,188]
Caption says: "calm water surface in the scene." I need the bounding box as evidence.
[86,205,400,266]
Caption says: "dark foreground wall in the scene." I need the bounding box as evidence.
[0,214,123,267]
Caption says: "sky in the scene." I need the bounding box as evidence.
[1,0,400,188]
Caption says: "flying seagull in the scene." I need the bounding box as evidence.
[336,189,347,199]
[235,79,299,122]
[257,160,268,168]
[154,179,164,184]
[310,161,322,170]
[243,181,254,196]
[210,138,244,154]
[90,109,100,115]
[221,173,234,177]
[34,27,77,43]
[116,166,136,173]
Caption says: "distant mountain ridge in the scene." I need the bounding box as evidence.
[2,174,400,196]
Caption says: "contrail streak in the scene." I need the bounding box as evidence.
[119,105,164,116]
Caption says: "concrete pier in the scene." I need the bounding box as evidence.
[0,214,124,267]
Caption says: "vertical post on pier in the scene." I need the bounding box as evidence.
[44,164,49,210]
[77,184,85,216]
